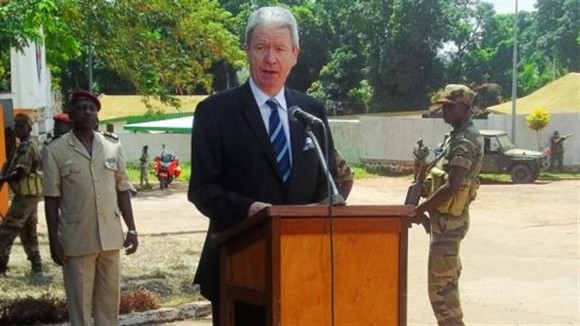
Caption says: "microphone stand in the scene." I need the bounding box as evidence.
[304,126,345,206]
[302,123,343,326]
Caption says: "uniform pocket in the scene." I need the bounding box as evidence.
[61,163,81,177]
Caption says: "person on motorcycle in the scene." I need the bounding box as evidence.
[155,145,180,189]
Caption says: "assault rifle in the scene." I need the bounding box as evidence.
[405,151,444,234]
[0,150,17,188]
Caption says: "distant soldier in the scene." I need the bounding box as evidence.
[413,138,430,181]
[335,149,354,200]
[409,84,483,326]
[45,113,72,145]
[549,130,572,171]
[53,113,72,139]
[139,145,151,189]
[0,113,43,276]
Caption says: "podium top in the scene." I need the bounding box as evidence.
[215,205,413,246]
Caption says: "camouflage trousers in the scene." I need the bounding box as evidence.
[0,195,41,267]
[428,209,470,326]
[140,165,150,187]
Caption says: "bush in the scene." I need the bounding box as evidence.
[0,293,68,325]
[119,289,161,314]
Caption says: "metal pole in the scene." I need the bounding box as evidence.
[511,0,518,144]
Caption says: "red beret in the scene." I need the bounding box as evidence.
[53,113,71,122]
[70,90,101,111]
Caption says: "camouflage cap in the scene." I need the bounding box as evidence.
[433,84,475,107]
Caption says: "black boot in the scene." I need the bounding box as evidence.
[31,259,42,274]
[0,259,7,277]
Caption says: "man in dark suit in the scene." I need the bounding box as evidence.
[188,6,338,325]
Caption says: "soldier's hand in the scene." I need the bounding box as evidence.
[50,242,67,266]
[407,211,428,227]
[124,232,139,255]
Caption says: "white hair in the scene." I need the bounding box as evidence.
[244,6,299,48]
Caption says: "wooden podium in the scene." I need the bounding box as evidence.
[215,205,412,325]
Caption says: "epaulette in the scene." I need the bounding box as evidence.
[99,131,119,141]
[44,135,60,146]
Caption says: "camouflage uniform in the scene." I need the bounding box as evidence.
[139,146,150,188]
[335,149,354,200]
[0,137,43,274]
[413,139,430,180]
[549,131,565,171]
[426,85,483,326]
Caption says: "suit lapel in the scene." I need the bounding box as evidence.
[239,83,282,180]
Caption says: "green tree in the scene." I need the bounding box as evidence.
[525,106,551,150]
[534,0,579,73]
[0,0,80,91]
[367,0,447,111]
[312,0,370,114]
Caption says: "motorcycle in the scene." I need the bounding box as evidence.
[153,151,181,189]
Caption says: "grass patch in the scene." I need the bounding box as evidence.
[349,165,384,180]
[126,162,191,186]
[479,171,580,183]
[127,163,379,183]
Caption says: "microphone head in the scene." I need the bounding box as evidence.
[288,105,301,122]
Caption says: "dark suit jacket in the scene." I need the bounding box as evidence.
[188,82,337,302]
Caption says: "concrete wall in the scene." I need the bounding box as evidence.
[117,113,580,168]
[10,43,51,110]
[331,113,579,166]
[118,133,192,164]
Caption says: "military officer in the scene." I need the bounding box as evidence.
[43,90,138,325]
[0,113,43,276]
[409,84,483,326]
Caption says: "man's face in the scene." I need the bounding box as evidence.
[441,102,468,125]
[245,26,299,97]
[69,99,99,131]
[54,121,72,137]
[14,120,30,140]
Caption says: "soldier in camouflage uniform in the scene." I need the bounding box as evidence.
[413,138,430,181]
[335,149,354,200]
[0,113,43,276]
[409,84,483,326]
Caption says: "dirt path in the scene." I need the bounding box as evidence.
[43,178,579,325]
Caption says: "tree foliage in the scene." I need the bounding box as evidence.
[1,0,577,113]
[525,106,551,150]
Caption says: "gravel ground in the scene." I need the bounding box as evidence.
[36,178,580,325]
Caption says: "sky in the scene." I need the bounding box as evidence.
[483,0,537,14]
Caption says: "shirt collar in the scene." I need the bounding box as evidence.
[249,78,287,111]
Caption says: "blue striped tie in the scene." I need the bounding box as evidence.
[266,99,291,183]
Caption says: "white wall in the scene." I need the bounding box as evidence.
[10,42,51,110]
[118,133,191,164]
[117,113,580,168]
[330,113,579,166]
[5,39,57,139]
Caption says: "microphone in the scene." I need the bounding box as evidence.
[289,106,323,125]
